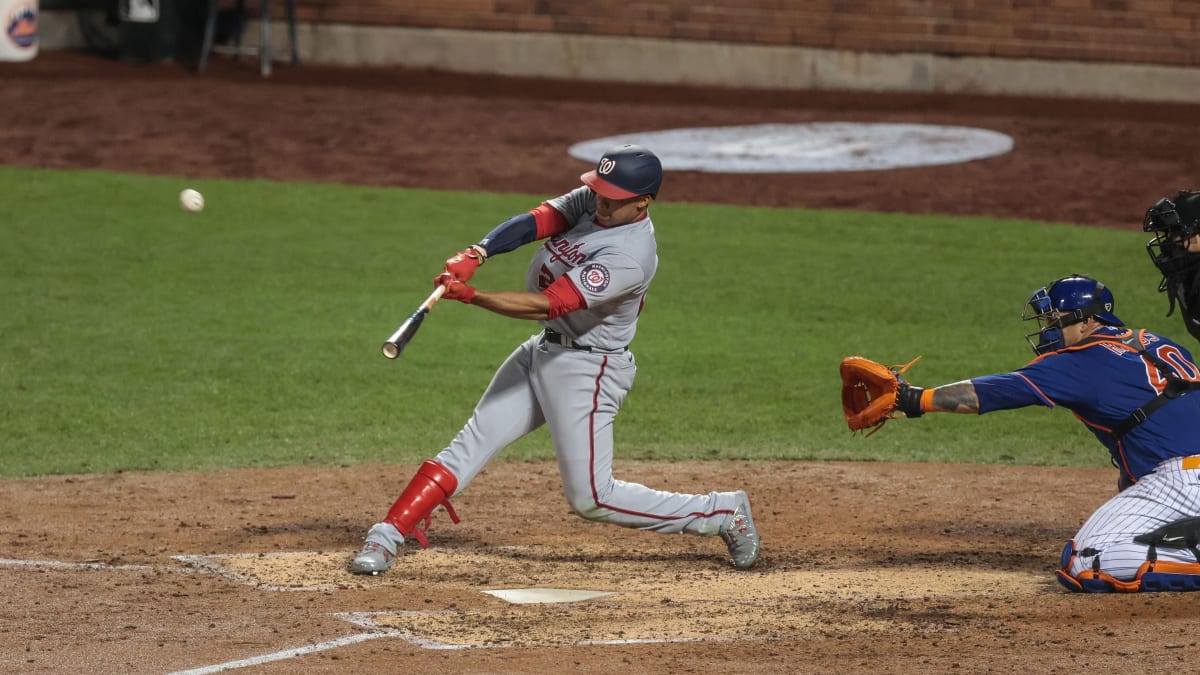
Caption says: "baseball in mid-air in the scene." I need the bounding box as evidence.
[179,188,205,213]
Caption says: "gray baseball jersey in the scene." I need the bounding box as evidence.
[529,186,656,351]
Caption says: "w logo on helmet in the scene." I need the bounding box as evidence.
[579,144,663,199]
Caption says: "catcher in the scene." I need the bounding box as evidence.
[842,274,1200,592]
[1143,189,1200,344]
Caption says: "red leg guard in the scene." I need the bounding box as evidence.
[383,460,461,548]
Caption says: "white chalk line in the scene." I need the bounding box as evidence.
[167,611,708,674]
[0,553,334,590]
[337,612,714,650]
[0,557,181,573]
[164,627,399,675]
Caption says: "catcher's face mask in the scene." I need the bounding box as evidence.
[1022,288,1065,354]
[1144,194,1200,290]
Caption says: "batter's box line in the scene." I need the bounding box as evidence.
[0,556,201,574]
[0,553,334,590]
[172,552,343,592]
[167,621,401,675]
[168,611,715,674]
[337,611,719,650]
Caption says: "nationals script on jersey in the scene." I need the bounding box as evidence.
[528,186,658,351]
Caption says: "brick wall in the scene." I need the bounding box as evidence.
[292,0,1200,67]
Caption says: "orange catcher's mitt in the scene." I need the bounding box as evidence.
[840,356,923,436]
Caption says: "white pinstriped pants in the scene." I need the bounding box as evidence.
[1067,456,1200,580]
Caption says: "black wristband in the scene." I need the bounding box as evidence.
[896,382,925,418]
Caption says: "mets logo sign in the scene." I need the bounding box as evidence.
[580,263,610,293]
[6,1,36,49]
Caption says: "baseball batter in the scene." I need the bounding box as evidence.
[351,144,761,575]
[1143,190,1200,343]
[882,275,1200,592]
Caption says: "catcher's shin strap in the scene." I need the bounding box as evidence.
[1073,329,1200,439]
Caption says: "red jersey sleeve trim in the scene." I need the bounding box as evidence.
[542,275,587,319]
[531,203,570,239]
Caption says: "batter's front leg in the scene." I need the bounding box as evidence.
[435,335,547,492]
[352,336,547,575]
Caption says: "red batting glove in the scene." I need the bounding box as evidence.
[442,246,487,284]
[441,279,477,304]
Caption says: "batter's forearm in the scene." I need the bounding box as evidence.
[470,290,551,320]
[927,380,981,414]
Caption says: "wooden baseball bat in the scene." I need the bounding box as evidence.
[381,285,446,359]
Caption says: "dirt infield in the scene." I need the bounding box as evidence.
[3,52,1200,673]
[4,462,1198,673]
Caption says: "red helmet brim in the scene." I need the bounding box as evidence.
[580,171,640,200]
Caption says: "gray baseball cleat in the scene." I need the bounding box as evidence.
[720,491,761,570]
[350,522,402,575]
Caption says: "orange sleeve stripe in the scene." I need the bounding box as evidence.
[1014,372,1056,407]
[531,203,570,239]
[542,275,586,319]
[1071,412,1135,481]
[920,388,935,412]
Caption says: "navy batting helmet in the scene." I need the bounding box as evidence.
[1022,275,1123,354]
[580,144,663,200]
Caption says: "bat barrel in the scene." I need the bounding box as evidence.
[380,286,443,360]
[380,310,426,359]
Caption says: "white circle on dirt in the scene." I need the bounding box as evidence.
[569,123,1013,173]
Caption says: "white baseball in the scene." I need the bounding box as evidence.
[180,188,205,213]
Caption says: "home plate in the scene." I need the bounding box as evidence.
[483,588,616,604]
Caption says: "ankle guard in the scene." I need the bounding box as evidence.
[383,459,461,548]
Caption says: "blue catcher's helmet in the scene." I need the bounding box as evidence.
[1022,275,1124,354]
[580,144,663,200]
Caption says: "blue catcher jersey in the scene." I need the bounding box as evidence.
[973,326,1200,481]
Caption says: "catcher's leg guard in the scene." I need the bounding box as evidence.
[1139,563,1200,592]
[1132,518,1200,592]
[1055,539,1086,592]
[1057,525,1200,593]
[1055,539,1138,593]
[383,459,461,548]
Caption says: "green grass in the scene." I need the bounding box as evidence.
[0,166,1174,476]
